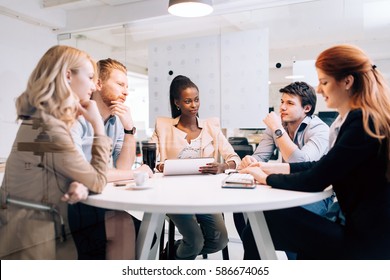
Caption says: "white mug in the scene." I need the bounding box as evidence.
[133,171,149,186]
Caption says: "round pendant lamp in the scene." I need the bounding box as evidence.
[168,0,213,17]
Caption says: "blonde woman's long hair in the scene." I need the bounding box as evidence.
[16,45,96,127]
[315,44,390,158]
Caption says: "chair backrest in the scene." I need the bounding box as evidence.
[228,137,249,146]
[318,111,339,126]
[231,144,253,159]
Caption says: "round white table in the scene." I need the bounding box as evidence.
[84,173,332,260]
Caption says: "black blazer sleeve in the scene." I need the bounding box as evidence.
[267,110,384,193]
[289,161,317,173]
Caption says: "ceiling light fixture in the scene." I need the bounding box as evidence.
[168,0,213,18]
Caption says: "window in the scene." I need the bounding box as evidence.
[125,72,149,135]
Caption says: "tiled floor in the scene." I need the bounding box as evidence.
[56,234,78,260]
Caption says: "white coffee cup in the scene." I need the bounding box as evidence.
[134,171,149,186]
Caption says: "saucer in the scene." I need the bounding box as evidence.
[125,184,152,190]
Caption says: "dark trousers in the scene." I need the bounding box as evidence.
[234,212,297,259]
[242,207,345,260]
[68,203,141,260]
[233,212,246,238]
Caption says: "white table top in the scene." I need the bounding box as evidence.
[84,173,332,214]
[84,173,332,260]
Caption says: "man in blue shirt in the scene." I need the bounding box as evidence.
[242,81,329,165]
[71,58,151,181]
[69,58,151,260]
[235,82,332,258]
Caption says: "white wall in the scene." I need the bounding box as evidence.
[58,35,115,64]
[0,15,57,158]
[292,60,329,113]
[148,29,269,129]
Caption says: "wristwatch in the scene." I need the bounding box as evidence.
[124,127,136,135]
[274,128,285,139]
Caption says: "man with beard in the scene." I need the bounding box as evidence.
[72,58,151,181]
[69,58,151,260]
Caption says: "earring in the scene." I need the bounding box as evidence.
[177,106,180,111]
[67,80,71,85]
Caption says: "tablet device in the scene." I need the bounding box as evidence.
[163,158,214,176]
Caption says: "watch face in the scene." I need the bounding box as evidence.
[275,129,283,137]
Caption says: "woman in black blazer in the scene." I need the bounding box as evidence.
[241,44,390,259]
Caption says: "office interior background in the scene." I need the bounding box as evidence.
[1,0,390,159]
[0,0,389,260]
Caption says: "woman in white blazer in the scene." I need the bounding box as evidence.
[151,75,240,259]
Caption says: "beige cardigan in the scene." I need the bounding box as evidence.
[151,116,240,167]
[0,110,112,259]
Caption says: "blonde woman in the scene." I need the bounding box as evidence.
[0,45,128,259]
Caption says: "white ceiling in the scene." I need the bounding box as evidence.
[2,0,390,85]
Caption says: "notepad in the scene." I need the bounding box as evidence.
[163,158,214,176]
[221,173,256,189]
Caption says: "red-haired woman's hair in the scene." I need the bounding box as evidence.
[316,44,390,159]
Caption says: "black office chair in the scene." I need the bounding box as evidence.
[228,137,249,146]
[159,218,176,260]
[318,111,339,126]
[231,144,253,159]
[230,140,256,238]
[269,147,279,161]
[228,137,254,159]
[159,216,230,260]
